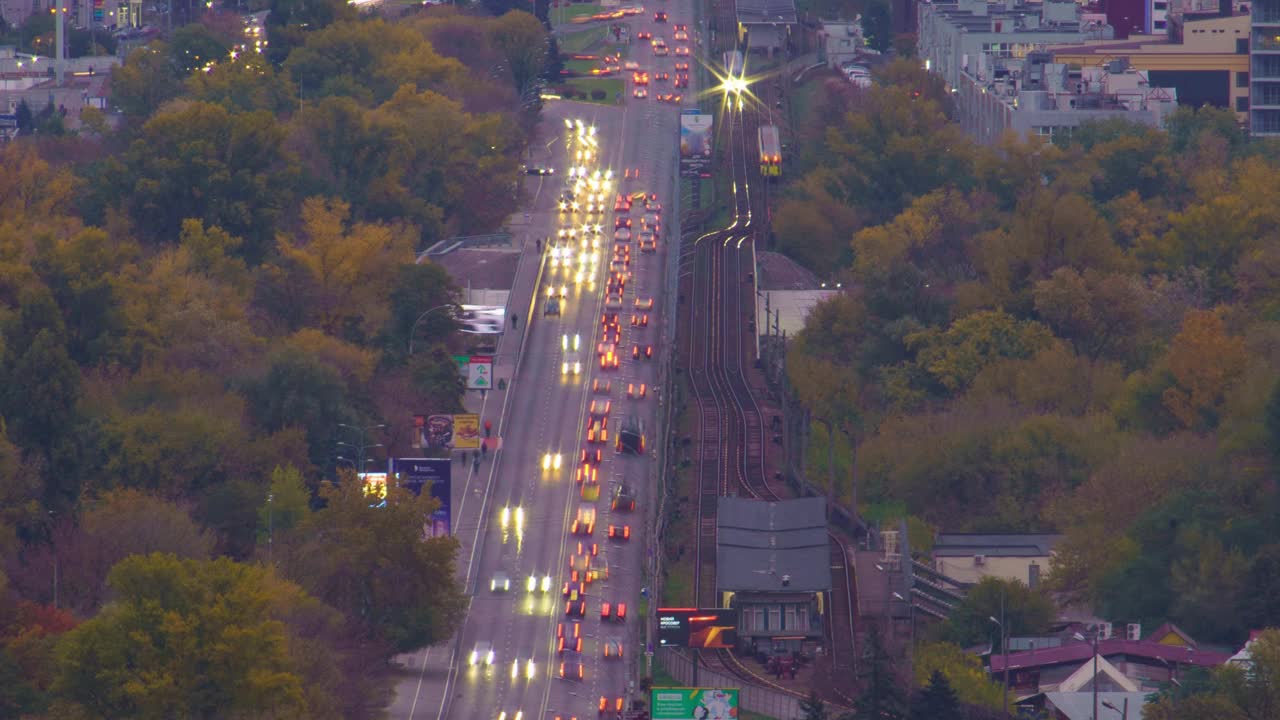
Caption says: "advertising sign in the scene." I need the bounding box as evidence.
[657,608,739,648]
[468,356,494,389]
[360,472,388,507]
[392,458,452,536]
[414,414,455,449]
[453,414,481,449]
[679,112,713,179]
[650,688,739,720]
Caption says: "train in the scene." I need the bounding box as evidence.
[758,124,780,177]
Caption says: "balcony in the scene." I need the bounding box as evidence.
[1256,11,1280,24]
[1254,35,1280,52]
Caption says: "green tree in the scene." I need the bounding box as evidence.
[847,625,905,720]
[169,23,230,75]
[912,642,1004,710]
[907,310,1053,395]
[109,43,184,118]
[258,464,313,549]
[944,577,1054,649]
[54,553,311,719]
[101,101,295,260]
[265,0,355,66]
[245,347,353,470]
[0,300,81,460]
[911,670,961,720]
[385,261,459,359]
[488,11,548,98]
[287,479,466,651]
[187,51,298,114]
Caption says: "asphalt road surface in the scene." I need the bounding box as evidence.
[387,3,692,716]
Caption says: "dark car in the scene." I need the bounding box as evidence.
[526,166,555,175]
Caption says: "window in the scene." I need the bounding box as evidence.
[785,606,797,631]
[1239,38,1251,54]
[769,607,781,632]
[798,606,810,632]
[1238,71,1251,87]
[1154,1,1167,8]
[1238,96,1250,112]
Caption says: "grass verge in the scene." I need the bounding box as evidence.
[558,25,608,54]
[566,77,625,104]
[558,2,603,20]
[563,59,601,74]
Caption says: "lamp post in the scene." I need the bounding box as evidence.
[267,493,274,565]
[408,304,458,355]
[989,607,1009,715]
[1073,629,1102,720]
[337,423,386,475]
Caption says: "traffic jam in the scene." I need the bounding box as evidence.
[481,116,659,720]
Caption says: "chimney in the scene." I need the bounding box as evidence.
[781,574,791,587]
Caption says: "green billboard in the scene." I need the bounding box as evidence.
[650,688,739,720]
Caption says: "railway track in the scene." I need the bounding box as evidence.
[678,0,858,703]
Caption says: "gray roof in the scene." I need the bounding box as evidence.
[1044,692,1149,720]
[933,533,1062,558]
[736,0,798,26]
[716,497,831,593]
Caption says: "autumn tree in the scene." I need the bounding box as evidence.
[286,478,466,651]
[108,43,185,118]
[907,310,1053,395]
[95,101,295,259]
[54,554,315,719]
[912,643,1002,710]
[1159,309,1247,431]
[187,51,298,114]
[1032,268,1148,364]
[488,11,548,99]
[267,196,415,340]
[772,171,860,272]
[257,464,313,552]
[265,0,355,65]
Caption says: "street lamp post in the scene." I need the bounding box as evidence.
[1074,629,1102,720]
[267,493,274,565]
[408,304,458,355]
[337,423,386,475]
[989,605,1009,714]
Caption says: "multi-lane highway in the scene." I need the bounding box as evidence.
[390,3,694,717]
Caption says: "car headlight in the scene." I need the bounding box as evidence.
[470,651,479,665]
[553,453,563,470]
[541,575,552,592]
[526,659,536,678]
[486,651,494,665]
[527,575,537,592]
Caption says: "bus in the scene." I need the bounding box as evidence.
[758,124,781,177]
[723,50,744,81]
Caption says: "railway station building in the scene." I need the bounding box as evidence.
[716,496,832,655]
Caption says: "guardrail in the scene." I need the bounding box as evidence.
[419,232,514,259]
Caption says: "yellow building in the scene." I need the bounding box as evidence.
[1049,12,1250,119]
[932,533,1062,587]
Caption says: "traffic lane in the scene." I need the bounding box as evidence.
[448,155,622,720]
[387,101,622,720]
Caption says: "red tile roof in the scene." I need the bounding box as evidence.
[991,639,1231,672]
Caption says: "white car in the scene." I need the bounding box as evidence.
[491,572,511,592]
[470,640,495,666]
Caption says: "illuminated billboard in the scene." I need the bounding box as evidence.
[391,458,452,537]
[360,472,388,507]
[679,111,713,179]
[657,608,739,648]
[650,688,739,720]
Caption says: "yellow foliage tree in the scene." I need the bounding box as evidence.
[1162,309,1246,429]
[274,197,415,339]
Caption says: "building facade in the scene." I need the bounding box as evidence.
[918,0,1115,93]
[818,19,865,69]
[933,533,1063,586]
[1052,11,1250,119]
[716,497,831,654]
[955,51,1178,143]
[1253,0,1280,134]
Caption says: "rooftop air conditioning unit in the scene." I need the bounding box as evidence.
[1098,622,1113,640]
[974,554,987,565]
[1126,623,1142,641]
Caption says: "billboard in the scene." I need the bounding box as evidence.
[650,688,739,720]
[360,472,388,507]
[680,112,713,178]
[392,458,452,536]
[413,414,456,449]
[657,608,739,648]
[453,414,481,449]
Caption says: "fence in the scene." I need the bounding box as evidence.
[655,648,804,720]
